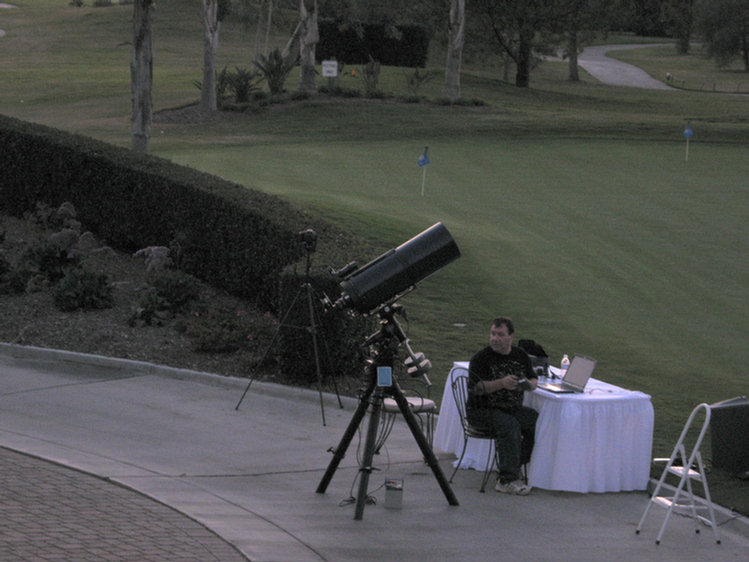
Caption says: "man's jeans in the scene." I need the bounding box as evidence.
[467,406,538,483]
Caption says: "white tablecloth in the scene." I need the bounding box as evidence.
[433,361,654,493]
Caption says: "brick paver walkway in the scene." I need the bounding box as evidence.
[0,447,248,561]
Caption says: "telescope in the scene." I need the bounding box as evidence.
[317,222,461,518]
[327,222,461,314]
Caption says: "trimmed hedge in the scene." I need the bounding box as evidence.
[0,113,378,386]
[0,114,308,300]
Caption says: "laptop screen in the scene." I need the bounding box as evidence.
[564,355,596,389]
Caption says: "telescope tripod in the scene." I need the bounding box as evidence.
[235,247,342,425]
[316,305,459,519]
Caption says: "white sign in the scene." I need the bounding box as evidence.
[321,60,338,78]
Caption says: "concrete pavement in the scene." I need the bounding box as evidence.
[577,44,675,90]
[1,343,748,562]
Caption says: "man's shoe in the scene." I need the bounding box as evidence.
[495,479,532,495]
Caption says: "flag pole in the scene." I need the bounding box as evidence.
[417,145,430,196]
[684,123,693,163]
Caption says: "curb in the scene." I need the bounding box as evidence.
[0,342,359,411]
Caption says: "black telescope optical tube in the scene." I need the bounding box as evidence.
[336,222,461,314]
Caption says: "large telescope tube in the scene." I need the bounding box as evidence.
[335,222,460,314]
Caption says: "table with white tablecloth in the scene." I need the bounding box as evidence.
[433,361,654,493]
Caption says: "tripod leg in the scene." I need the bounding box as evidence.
[316,380,375,495]
[235,286,304,411]
[306,283,327,426]
[355,387,385,520]
[390,383,460,506]
[309,288,343,409]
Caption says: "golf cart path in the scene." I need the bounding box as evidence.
[578,44,674,90]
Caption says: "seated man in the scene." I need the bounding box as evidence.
[467,316,539,495]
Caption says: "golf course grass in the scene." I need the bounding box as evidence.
[2,1,748,513]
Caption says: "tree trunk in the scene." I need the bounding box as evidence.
[298,0,318,94]
[254,0,264,59]
[201,0,220,112]
[253,0,274,60]
[567,31,579,82]
[264,0,274,57]
[442,0,465,101]
[131,0,155,153]
[515,27,533,88]
[677,32,690,55]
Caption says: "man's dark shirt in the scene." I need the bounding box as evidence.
[467,345,536,413]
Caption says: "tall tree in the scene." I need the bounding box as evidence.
[131,0,155,153]
[627,0,670,35]
[561,0,614,81]
[662,0,695,54]
[443,0,466,100]
[298,0,319,93]
[201,0,221,111]
[474,0,561,87]
[695,0,749,71]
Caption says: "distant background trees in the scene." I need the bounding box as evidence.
[130,0,748,151]
[225,0,749,88]
[695,0,749,71]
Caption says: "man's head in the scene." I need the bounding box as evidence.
[489,316,514,355]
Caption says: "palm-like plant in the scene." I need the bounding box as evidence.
[254,49,296,96]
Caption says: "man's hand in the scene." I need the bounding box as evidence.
[502,375,519,390]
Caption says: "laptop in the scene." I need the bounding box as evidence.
[537,355,596,393]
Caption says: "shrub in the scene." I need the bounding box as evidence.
[129,291,170,326]
[325,86,361,98]
[225,66,261,104]
[53,267,114,311]
[255,49,295,96]
[128,269,202,326]
[455,98,487,106]
[401,95,424,104]
[290,90,312,102]
[20,239,80,284]
[1,266,34,294]
[147,269,202,310]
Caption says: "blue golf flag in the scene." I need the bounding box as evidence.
[417,147,430,167]
[684,123,693,162]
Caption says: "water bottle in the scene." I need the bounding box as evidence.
[560,354,570,379]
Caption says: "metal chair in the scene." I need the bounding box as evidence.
[448,374,499,492]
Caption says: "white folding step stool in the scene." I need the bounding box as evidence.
[636,402,721,545]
